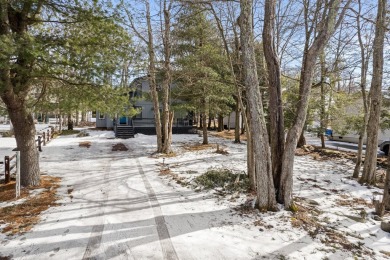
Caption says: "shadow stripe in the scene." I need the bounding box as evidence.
[136,158,179,260]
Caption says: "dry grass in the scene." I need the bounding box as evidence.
[210,130,247,141]
[112,143,128,151]
[291,199,373,256]
[0,176,61,235]
[335,197,374,208]
[183,143,216,151]
[79,141,91,148]
[159,168,172,176]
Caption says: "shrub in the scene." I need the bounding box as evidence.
[194,168,249,192]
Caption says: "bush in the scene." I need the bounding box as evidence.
[194,168,250,192]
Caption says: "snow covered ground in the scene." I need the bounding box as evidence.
[0,130,389,259]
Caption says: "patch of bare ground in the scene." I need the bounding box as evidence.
[210,130,247,141]
[112,143,128,151]
[0,181,29,202]
[150,152,177,159]
[291,198,374,257]
[79,141,91,148]
[182,143,216,151]
[0,176,61,235]
[335,196,374,209]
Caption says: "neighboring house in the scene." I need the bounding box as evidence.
[96,76,194,137]
[223,112,242,130]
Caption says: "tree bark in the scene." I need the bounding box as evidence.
[297,130,306,148]
[2,92,40,186]
[240,0,277,211]
[361,0,386,185]
[146,0,163,152]
[377,152,390,216]
[202,112,208,145]
[161,0,173,154]
[319,52,326,149]
[263,0,285,196]
[279,0,351,208]
[353,0,371,179]
[234,101,240,143]
[0,2,41,186]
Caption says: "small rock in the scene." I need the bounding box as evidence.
[380,221,390,233]
[373,215,383,221]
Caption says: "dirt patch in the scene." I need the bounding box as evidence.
[0,176,61,235]
[335,197,374,208]
[210,130,247,141]
[159,168,172,176]
[183,143,215,151]
[79,141,91,148]
[112,143,128,151]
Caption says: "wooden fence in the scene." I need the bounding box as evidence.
[1,126,54,186]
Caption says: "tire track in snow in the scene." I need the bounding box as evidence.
[82,158,111,260]
[136,158,179,260]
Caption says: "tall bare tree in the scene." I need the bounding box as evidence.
[161,0,174,154]
[360,0,387,185]
[353,0,373,178]
[240,0,277,210]
[263,0,285,193]
[279,0,351,208]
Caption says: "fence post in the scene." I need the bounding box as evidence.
[47,129,50,142]
[42,132,46,146]
[4,156,10,184]
[38,136,42,152]
[16,151,20,198]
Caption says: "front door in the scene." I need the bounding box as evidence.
[119,117,127,125]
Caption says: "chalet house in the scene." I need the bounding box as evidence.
[96,76,194,138]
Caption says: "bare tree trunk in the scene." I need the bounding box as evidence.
[279,0,351,208]
[319,52,326,149]
[361,0,386,185]
[218,115,223,132]
[2,94,40,186]
[234,102,240,143]
[263,0,285,195]
[353,0,371,179]
[75,110,79,126]
[81,110,86,122]
[0,1,41,186]
[202,110,208,145]
[146,0,163,152]
[161,0,173,154]
[377,152,390,216]
[240,0,277,211]
[297,130,306,148]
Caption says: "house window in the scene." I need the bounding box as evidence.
[92,111,97,118]
[99,113,105,119]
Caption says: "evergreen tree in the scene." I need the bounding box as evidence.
[172,4,234,144]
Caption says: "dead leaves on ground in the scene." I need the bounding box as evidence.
[112,143,128,151]
[0,176,60,235]
[79,141,91,148]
